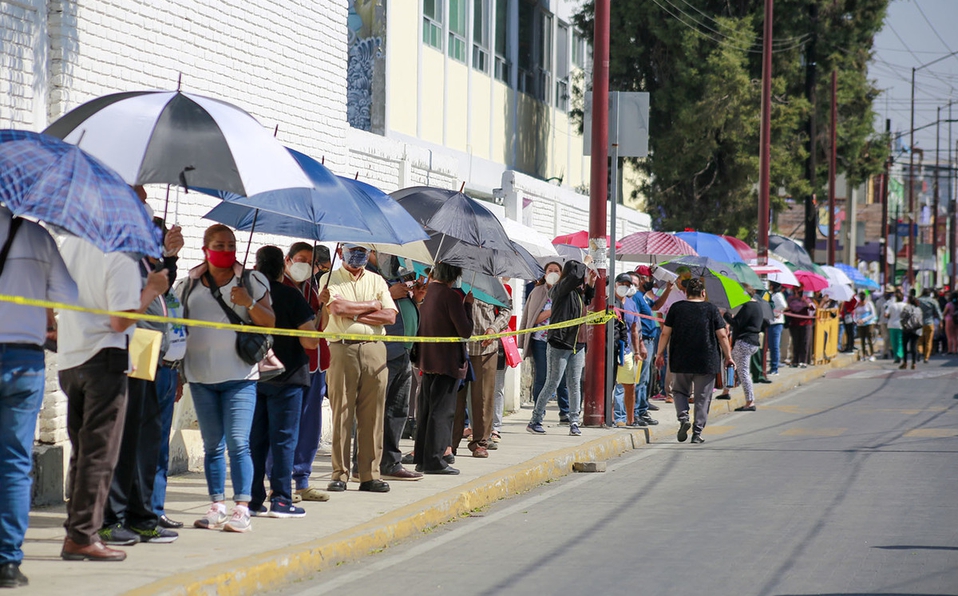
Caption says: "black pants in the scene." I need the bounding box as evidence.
[843,322,857,351]
[790,325,810,365]
[414,373,459,472]
[103,376,162,531]
[381,353,412,474]
[903,331,920,365]
[59,348,129,545]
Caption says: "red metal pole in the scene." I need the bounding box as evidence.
[828,70,837,266]
[757,0,773,267]
[584,0,610,427]
[908,67,916,286]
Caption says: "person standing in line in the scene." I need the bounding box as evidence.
[518,262,570,420]
[917,288,943,363]
[179,225,275,534]
[248,246,321,519]
[767,282,787,375]
[884,290,906,364]
[840,294,859,353]
[854,291,876,360]
[284,243,330,503]
[414,263,474,475]
[318,244,397,494]
[611,274,643,427]
[899,295,923,370]
[627,269,661,425]
[731,285,765,412]
[654,278,733,444]
[786,289,816,368]
[0,206,78,585]
[944,292,958,354]
[58,233,169,561]
[874,288,892,359]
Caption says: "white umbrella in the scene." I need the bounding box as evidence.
[749,257,800,287]
[356,241,434,266]
[819,265,854,287]
[823,283,855,302]
[495,214,559,259]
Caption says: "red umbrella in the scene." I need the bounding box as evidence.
[618,231,697,261]
[552,230,622,250]
[721,235,757,262]
[793,270,829,292]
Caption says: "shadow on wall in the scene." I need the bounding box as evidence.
[504,88,552,181]
[46,1,81,122]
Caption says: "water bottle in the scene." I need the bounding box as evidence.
[725,364,735,388]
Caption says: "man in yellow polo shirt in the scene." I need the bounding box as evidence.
[318,244,397,493]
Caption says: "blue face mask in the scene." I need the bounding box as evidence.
[344,248,369,269]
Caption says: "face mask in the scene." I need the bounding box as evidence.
[642,281,655,293]
[288,262,312,283]
[344,248,369,269]
[545,272,560,286]
[626,286,637,297]
[615,285,630,298]
[453,276,463,289]
[205,248,236,269]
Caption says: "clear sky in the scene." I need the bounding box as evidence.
[870,0,958,159]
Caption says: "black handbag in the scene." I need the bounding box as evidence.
[202,271,281,375]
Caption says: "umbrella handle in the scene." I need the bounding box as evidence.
[322,243,341,292]
[239,209,259,280]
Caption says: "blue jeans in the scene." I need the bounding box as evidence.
[530,339,569,415]
[152,365,178,517]
[613,383,628,424]
[530,345,584,426]
[767,324,783,374]
[0,347,45,565]
[293,371,325,490]
[633,338,654,419]
[250,383,303,508]
[190,380,256,503]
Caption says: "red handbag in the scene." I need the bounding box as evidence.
[501,335,522,368]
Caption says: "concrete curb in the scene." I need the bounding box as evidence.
[127,354,856,596]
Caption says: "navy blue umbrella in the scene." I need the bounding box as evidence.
[0,130,162,256]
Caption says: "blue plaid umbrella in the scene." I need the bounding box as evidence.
[0,130,162,256]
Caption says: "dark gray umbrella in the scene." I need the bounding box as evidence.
[769,234,818,272]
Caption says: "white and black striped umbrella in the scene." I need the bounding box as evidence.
[43,90,312,197]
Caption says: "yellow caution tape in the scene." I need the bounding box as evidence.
[0,293,615,344]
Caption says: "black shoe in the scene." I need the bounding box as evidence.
[715,393,731,400]
[158,515,184,529]
[327,480,347,492]
[629,418,648,427]
[442,453,456,465]
[358,479,390,493]
[756,378,772,384]
[640,414,659,426]
[401,452,415,465]
[558,414,570,424]
[677,421,692,443]
[734,404,757,412]
[423,466,460,475]
[691,434,705,444]
[647,403,660,411]
[0,563,28,588]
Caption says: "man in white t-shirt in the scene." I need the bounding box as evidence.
[0,207,77,588]
[57,236,169,562]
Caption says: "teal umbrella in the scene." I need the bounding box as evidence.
[729,262,765,290]
[659,260,751,311]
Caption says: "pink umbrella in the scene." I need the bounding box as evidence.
[793,270,829,292]
[617,231,698,262]
[721,235,757,262]
[552,230,622,250]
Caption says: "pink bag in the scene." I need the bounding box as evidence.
[501,335,522,368]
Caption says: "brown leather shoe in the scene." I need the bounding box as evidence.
[382,466,424,481]
[61,538,127,561]
[472,446,489,458]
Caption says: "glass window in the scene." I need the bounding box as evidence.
[423,0,443,50]
[473,0,490,73]
[571,31,584,69]
[556,22,569,111]
[494,0,510,82]
[449,0,467,62]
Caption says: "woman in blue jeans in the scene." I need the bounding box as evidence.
[527,260,596,436]
[179,225,275,534]
[518,262,569,420]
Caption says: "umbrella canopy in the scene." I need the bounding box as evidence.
[43,90,313,197]
[658,255,738,279]
[392,186,516,252]
[833,263,880,290]
[728,262,765,290]
[410,261,510,308]
[823,284,855,302]
[675,231,745,264]
[428,235,543,280]
[539,244,587,269]
[793,270,830,292]
[749,257,800,287]
[617,231,697,262]
[721,235,757,262]
[658,259,751,310]
[768,234,819,272]
[0,130,162,256]
[495,214,559,259]
[819,265,854,288]
[552,230,622,250]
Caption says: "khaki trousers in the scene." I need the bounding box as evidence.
[920,324,935,360]
[327,342,388,483]
[453,352,497,453]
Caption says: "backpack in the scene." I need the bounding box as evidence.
[900,306,922,333]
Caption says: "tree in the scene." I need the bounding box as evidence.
[573,0,890,240]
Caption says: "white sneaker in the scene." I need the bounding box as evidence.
[193,503,229,530]
[223,506,252,533]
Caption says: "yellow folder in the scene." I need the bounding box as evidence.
[128,328,163,381]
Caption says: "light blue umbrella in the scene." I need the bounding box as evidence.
[675,231,745,264]
[0,130,162,256]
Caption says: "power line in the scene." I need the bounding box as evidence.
[914,0,955,55]
[670,0,810,48]
[884,21,956,90]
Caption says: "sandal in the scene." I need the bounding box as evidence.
[295,487,331,502]
[490,431,501,443]
[664,397,673,403]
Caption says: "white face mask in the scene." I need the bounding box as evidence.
[453,276,463,289]
[288,262,312,283]
[626,286,637,297]
[615,285,630,298]
[545,272,560,286]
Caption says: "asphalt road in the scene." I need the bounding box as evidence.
[276,359,958,596]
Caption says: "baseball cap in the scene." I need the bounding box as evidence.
[635,265,652,276]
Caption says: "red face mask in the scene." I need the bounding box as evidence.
[205,248,236,269]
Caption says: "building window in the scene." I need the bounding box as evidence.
[473,0,490,73]
[449,0,467,63]
[423,0,443,50]
[517,4,553,103]
[494,0,510,82]
[555,22,569,111]
[571,31,584,69]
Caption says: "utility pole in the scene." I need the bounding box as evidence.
[827,70,837,266]
[757,0,773,267]
[951,106,955,288]
[803,1,818,261]
[584,0,610,427]
[934,106,941,286]
[881,119,891,287]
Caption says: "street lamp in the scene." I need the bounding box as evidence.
[909,50,958,287]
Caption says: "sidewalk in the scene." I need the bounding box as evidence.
[22,354,856,596]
